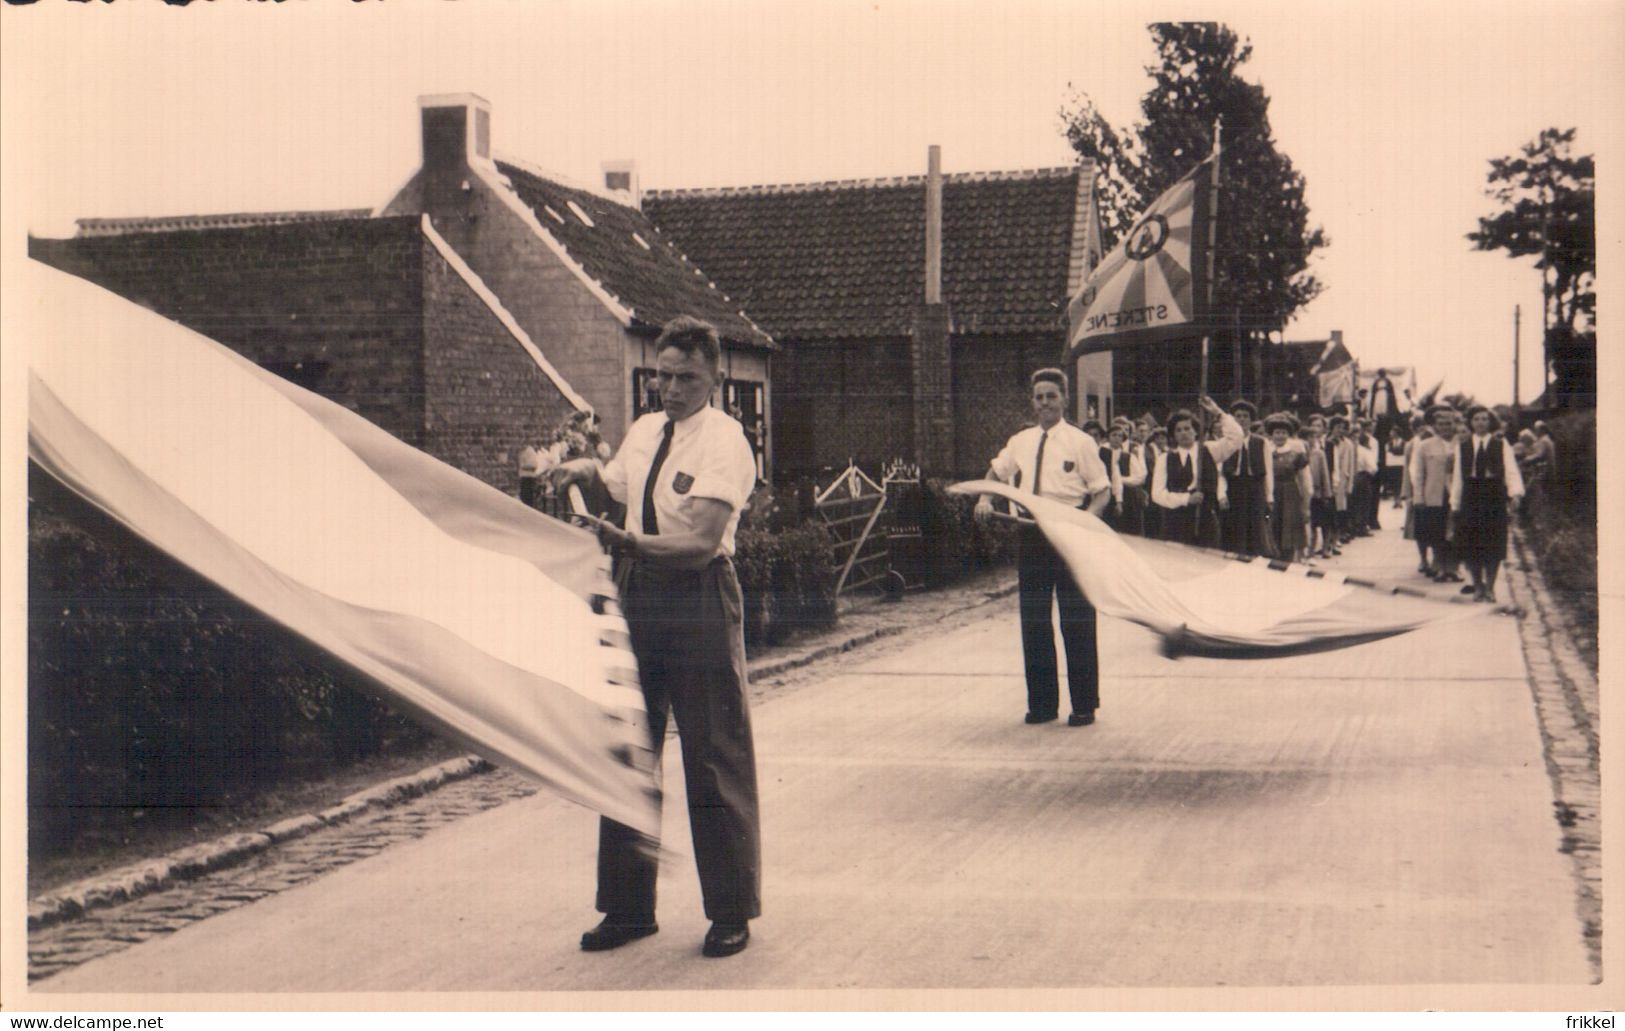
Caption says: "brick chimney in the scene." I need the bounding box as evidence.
[378,93,495,224]
[417,93,494,174]
[924,145,942,304]
[601,159,641,209]
[912,144,954,475]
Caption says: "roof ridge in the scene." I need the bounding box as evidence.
[75,209,373,237]
[646,165,1081,200]
[493,154,636,209]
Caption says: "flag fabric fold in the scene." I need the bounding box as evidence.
[950,480,1485,656]
[25,260,661,836]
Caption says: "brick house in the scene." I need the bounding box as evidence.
[30,93,778,495]
[643,151,1110,479]
[378,94,776,465]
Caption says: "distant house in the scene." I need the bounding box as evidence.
[644,153,1110,479]
[1274,331,1352,413]
[30,93,778,494]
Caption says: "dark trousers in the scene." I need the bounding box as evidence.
[596,557,761,923]
[1352,472,1376,530]
[1161,500,1222,549]
[1017,526,1099,717]
[1223,476,1272,556]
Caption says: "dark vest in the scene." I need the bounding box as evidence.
[1117,449,1134,477]
[1459,437,1505,482]
[1223,435,1267,480]
[1165,447,1218,495]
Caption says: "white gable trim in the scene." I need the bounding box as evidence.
[419,214,593,414]
[470,163,636,328]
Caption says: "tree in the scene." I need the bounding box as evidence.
[1060,23,1327,338]
[1468,128,1595,408]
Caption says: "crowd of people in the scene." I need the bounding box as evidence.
[1082,397,1541,603]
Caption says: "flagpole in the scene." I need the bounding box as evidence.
[1199,116,1223,401]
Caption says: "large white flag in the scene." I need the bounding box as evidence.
[25,260,660,835]
[951,481,1484,655]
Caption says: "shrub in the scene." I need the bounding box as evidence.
[734,520,838,647]
[1521,410,1597,667]
[26,470,431,856]
[918,478,1017,587]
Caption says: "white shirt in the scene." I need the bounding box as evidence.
[1150,411,1244,509]
[1355,436,1379,476]
[989,420,1110,507]
[1449,434,1525,509]
[517,445,543,477]
[1107,444,1146,502]
[603,406,757,557]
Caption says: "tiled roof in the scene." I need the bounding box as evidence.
[643,167,1083,339]
[75,210,372,237]
[493,159,774,351]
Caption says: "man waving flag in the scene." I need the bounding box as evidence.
[25,259,661,836]
[951,480,1485,656]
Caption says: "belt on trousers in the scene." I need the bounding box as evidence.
[619,553,730,589]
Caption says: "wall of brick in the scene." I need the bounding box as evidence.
[420,243,584,494]
[772,336,913,479]
[953,332,1068,479]
[29,220,429,448]
[384,166,639,447]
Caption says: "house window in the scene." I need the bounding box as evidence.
[632,367,662,419]
[724,378,767,480]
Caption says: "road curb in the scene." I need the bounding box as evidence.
[27,755,492,931]
[748,581,1019,681]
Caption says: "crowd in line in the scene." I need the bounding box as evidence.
[1085,399,1554,605]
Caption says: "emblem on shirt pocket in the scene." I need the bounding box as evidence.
[1063,461,1075,472]
[672,472,694,495]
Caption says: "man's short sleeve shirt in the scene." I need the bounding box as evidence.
[990,422,1110,507]
[603,406,757,556]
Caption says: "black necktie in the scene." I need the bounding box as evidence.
[1031,430,1048,496]
[1239,441,1249,477]
[641,419,676,535]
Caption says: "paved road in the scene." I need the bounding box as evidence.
[39,526,1589,992]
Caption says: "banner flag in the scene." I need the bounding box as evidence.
[1358,365,1418,417]
[25,260,661,836]
[1309,338,1357,409]
[1067,158,1213,359]
[949,481,1484,656]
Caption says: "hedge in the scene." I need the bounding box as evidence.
[1519,410,1597,667]
[26,469,430,856]
[918,478,1018,586]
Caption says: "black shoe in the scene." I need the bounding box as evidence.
[702,922,750,957]
[1067,711,1096,727]
[1024,712,1057,724]
[1460,584,1476,595]
[580,916,658,951]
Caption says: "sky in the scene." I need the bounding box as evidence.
[2,0,1618,407]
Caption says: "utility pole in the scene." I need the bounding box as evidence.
[1513,304,1521,415]
[1199,116,1223,400]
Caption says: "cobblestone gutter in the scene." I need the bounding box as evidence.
[1505,527,1601,982]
